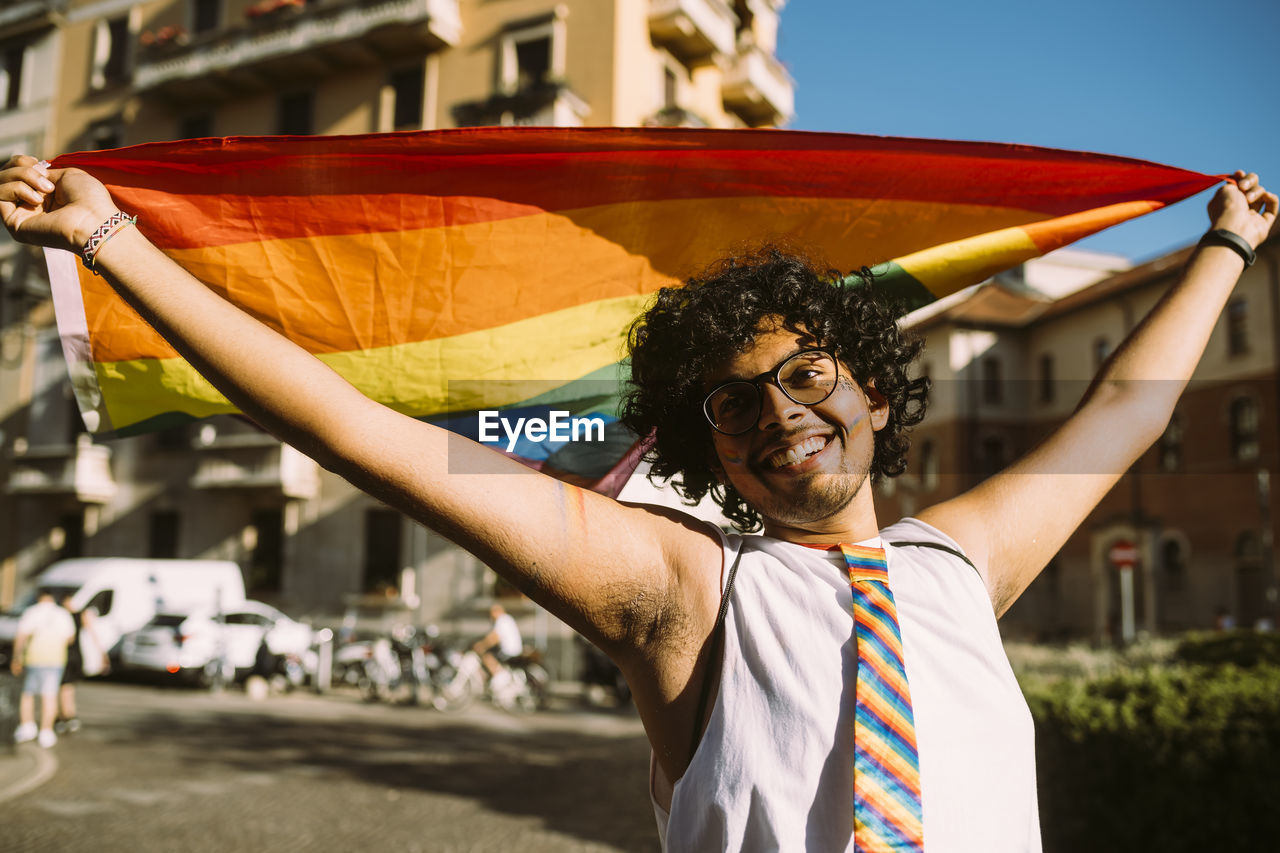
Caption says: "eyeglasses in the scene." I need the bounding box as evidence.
[702,349,840,435]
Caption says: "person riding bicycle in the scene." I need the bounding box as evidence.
[471,603,523,686]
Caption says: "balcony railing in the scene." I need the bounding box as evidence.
[722,44,794,127]
[642,105,708,129]
[7,437,117,504]
[452,80,589,128]
[134,0,461,100]
[648,0,737,65]
[190,433,319,499]
[0,1,64,34]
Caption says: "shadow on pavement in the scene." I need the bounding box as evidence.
[107,702,659,852]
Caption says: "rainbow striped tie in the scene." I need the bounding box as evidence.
[840,544,925,852]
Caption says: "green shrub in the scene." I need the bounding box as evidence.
[1026,664,1280,853]
[1173,630,1280,668]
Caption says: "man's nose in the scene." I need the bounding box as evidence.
[756,383,806,431]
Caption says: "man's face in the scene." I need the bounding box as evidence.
[704,321,887,534]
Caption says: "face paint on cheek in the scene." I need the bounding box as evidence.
[721,449,746,465]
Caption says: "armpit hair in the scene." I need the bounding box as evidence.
[591,576,691,654]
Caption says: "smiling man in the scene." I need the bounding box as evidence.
[1,156,1274,852]
[621,250,1038,849]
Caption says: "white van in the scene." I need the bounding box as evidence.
[0,558,247,666]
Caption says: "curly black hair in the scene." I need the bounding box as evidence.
[621,245,929,532]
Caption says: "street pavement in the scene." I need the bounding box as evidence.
[0,680,660,853]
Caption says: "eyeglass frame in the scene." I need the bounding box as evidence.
[701,348,842,436]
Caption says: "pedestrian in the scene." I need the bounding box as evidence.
[56,593,109,734]
[10,589,76,748]
[0,154,1273,849]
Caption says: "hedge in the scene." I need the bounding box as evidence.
[1025,650,1280,853]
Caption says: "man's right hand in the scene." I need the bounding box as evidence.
[0,155,118,253]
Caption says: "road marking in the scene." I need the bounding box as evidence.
[0,744,58,805]
[107,787,175,806]
[36,798,112,816]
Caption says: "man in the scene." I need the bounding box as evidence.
[10,590,76,748]
[0,155,1273,849]
[472,603,524,683]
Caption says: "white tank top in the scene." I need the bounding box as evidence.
[652,517,1041,852]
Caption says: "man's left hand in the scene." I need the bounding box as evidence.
[1209,171,1277,247]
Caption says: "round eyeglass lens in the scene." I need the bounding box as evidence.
[778,351,838,404]
[705,381,759,434]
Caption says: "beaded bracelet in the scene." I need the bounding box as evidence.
[81,211,138,273]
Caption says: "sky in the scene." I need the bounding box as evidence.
[776,0,1280,262]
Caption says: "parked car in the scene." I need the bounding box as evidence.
[117,601,314,687]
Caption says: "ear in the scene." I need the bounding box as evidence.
[863,383,890,431]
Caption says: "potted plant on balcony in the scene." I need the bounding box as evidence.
[139,25,190,56]
[245,0,305,23]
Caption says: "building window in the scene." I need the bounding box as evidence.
[1158,411,1183,473]
[148,511,180,558]
[277,91,313,135]
[1229,396,1260,462]
[1,45,24,111]
[58,511,85,561]
[499,17,563,95]
[88,121,121,150]
[1092,337,1111,372]
[390,63,425,130]
[248,509,284,593]
[1235,530,1267,628]
[981,357,1002,405]
[1161,538,1186,593]
[178,112,213,140]
[1037,353,1055,404]
[363,508,402,594]
[979,435,1006,478]
[514,35,550,90]
[191,0,221,34]
[91,16,132,89]
[663,65,678,109]
[155,424,190,450]
[919,439,938,490]
[1226,296,1249,357]
[65,393,86,443]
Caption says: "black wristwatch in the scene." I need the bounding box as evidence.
[1199,229,1256,267]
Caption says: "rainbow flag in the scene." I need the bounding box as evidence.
[45,127,1217,494]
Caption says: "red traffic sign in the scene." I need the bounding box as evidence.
[1109,540,1138,569]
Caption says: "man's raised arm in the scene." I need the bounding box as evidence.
[0,156,723,661]
[918,171,1277,615]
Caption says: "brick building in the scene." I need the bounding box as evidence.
[875,239,1280,642]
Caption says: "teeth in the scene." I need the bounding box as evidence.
[766,437,827,468]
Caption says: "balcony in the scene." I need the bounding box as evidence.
[134,0,461,102]
[452,80,589,128]
[7,436,117,504]
[648,0,737,65]
[0,1,64,36]
[191,433,319,499]
[722,44,793,126]
[642,105,708,128]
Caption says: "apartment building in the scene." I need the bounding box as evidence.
[874,239,1280,642]
[0,0,792,640]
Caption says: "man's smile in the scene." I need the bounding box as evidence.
[757,431,836,471]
